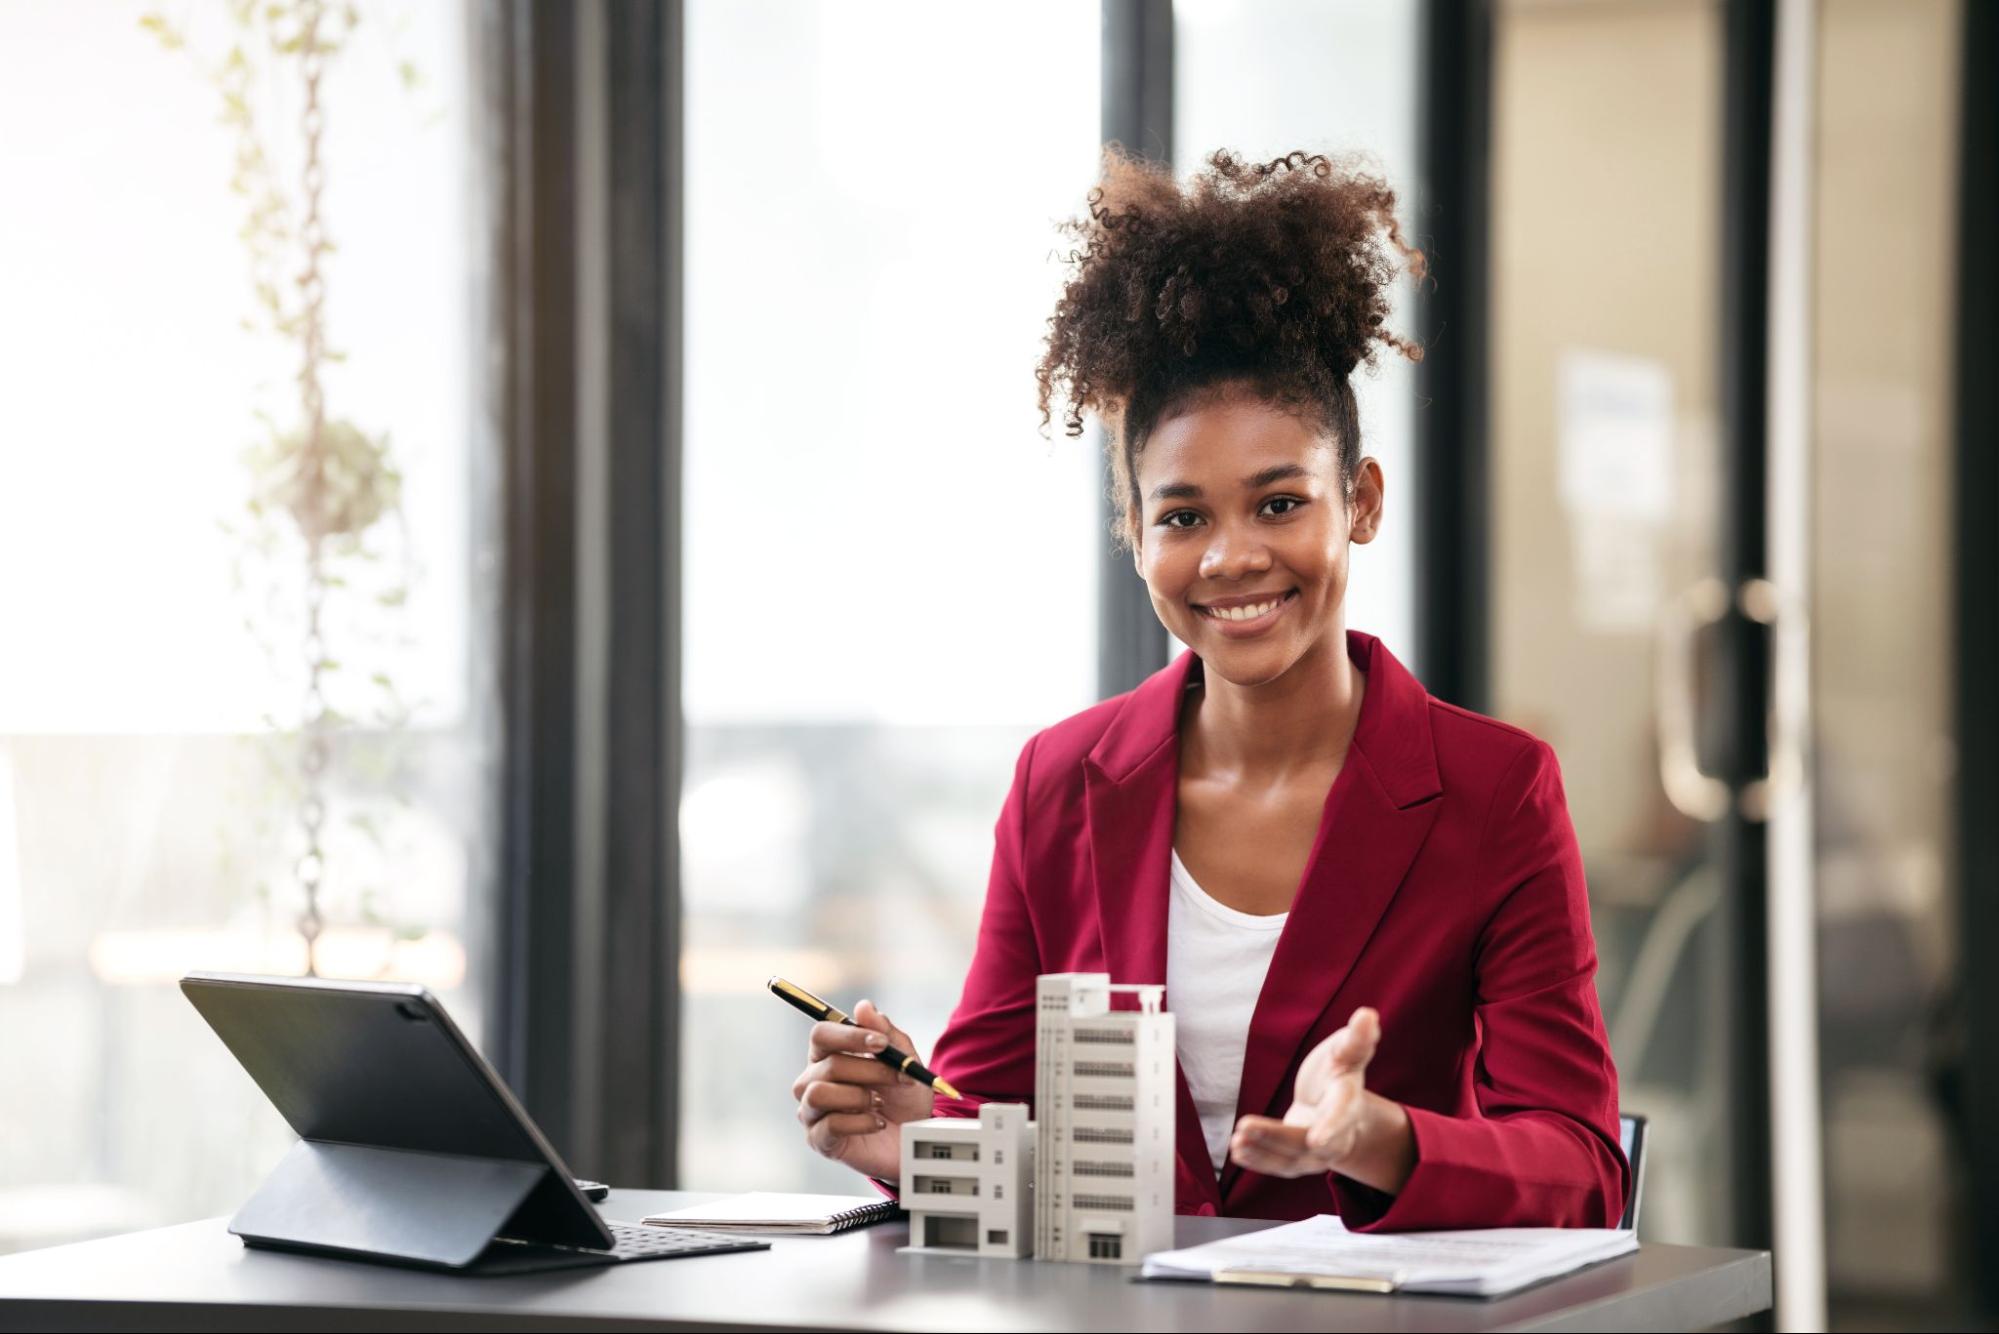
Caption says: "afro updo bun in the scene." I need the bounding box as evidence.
[1036,147,1424,548]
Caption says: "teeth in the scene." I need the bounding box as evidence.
[1213,599,1279,621]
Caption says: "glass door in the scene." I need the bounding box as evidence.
[1808,0,1965,1320]
[1489,7,1973,1326]
[1486,0,1748,1249]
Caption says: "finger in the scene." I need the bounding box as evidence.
[852,999,917,1055]
[1234,1116,1313,1163]
[798,1080,876,1119]
[1326,1007,1381,1075]
[808,1018,891,1061]
[792,1054,901,1102]
[1230,1140,1310,1177]
[1229,1119,1319,1176]
[790,1055,897,1103]
[851,999,923,1085]
[797,1083,886,1128]
[807,1111,888,1156]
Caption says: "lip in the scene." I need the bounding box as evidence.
[1194,589,1298,638]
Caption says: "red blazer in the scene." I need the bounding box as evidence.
[925,631,1628,1230]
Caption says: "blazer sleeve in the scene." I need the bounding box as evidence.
[1333,741,1631,1231]
[923,733,1044,1118]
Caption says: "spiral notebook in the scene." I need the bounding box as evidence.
[639,1192,901,1236]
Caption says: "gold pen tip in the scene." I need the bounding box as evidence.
[932,1076,962,1100]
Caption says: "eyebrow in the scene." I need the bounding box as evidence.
[1147,463,1310,502]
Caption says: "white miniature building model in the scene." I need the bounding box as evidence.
[1033,973,1175,1265]
[898,1102,1035,1258]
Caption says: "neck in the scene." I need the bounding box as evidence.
[1185,628,1365,785]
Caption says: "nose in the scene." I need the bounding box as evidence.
[1198,522,1273,582]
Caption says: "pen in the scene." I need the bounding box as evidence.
[767,976,963,1100]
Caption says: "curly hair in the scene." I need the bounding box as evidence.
[1036,147,1425,548]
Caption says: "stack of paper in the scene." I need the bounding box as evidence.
[1141,1215,1638,1297]
[640,1192,899,1236]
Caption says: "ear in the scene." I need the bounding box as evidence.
[1125,506,1144,572]
[1349,457,1385,546]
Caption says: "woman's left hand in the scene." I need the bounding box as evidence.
[1228,1006,1416,1194]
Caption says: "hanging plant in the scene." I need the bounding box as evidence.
[249,419,404,550]
[144,0,418,975]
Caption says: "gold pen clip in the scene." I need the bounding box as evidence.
[768,976,848,1023]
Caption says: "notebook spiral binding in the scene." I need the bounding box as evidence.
[824,1199,900,1233]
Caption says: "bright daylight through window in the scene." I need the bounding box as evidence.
[677,0,1102,1192]
[0,0,489,1253]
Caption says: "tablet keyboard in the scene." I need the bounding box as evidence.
[471,1223,769,1274]
[604,1221,768,1260]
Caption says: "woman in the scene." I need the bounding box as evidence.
[789,149,1628,1230]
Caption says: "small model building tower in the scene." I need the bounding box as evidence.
[898,1102,1035,1258]
[1033,973,1175,1265]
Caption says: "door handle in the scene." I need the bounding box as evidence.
[1737,577,1807,822]
[1655,577,1801,823]
[1655,578,1732,821]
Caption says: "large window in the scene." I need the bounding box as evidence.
[678,0,1102,1191]
[0,1,490,1252]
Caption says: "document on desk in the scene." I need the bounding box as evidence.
[1140,1215,1638,1297]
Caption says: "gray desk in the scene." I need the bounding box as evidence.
[0,1189,1770,1332]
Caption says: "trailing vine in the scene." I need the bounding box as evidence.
[144,0,418,976]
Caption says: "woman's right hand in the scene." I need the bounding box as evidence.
[789,999,936,1184]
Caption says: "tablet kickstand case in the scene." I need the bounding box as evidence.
[229,1140,599,1269]
[181,973,614,1272]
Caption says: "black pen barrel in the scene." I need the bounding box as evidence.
[769,974,961,1098]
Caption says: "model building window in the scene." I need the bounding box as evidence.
[1073,1195,1135,1212]
[925,1217,977,1250]
[1072,1127,1135,1145]
[1072,1094,1134,1111]
[1071,1062,1135,1079]
[1088,1234,1122,1260]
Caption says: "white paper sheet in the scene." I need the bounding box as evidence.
[1141,1215,1638,1297]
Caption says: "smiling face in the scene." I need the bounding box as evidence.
[1129,388,1383,688]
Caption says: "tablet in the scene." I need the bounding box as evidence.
[180,971,762,1273]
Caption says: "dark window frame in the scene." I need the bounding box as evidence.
[1715,0,1776,1258]
[1096,0,1175,699]
[1413,0,1494,712]
[1953,0,1998,1310]
[482,0,684,1189]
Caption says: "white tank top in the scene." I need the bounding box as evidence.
[1166,848,1289,1176]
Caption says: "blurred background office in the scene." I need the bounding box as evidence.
[0,1,1991,1329]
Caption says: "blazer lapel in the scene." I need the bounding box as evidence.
[1082,746,1174,989]
[1082,649,1221,1209]
[1220,634,1443,1201]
